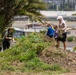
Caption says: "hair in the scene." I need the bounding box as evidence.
[54,25,58,30]
[47,23,51,27]
[8,27,14,32]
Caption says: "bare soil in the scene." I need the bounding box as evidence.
[40,46,76,72]
[59,73,76,75]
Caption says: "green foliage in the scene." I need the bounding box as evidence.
[22,58,62,72]
[36,43,45,55]
[0,33,62,72]
[28,33,44,43]
[49,64,62,71]
[73,46,76,52]
[0,15,4,29]
[19,50,36,62]
[0,0,46,32]
[40,30,46,35]
[72,13,76,16]
[1,63,15,71]
[67,36,73,42]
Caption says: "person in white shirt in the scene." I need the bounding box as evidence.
[56,16,67,50]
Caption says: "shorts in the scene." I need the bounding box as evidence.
[57,32,67,42]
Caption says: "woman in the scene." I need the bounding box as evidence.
[56,16,67,50]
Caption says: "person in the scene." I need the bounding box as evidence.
[2,27,15,50]
[56,16,67,50]
[46,23,55,38]
[54,25,58,40]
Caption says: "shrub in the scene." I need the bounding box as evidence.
[40,30,46,34]
[22,58,62,72]
[73,46,76,52]
[49,64,62,71]
[67,37,73,42]
[1,64,15,71]
[36,43,46,55]
[19,50,36,62]
[72,13,76,16]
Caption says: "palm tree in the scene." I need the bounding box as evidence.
[0,0,46,33]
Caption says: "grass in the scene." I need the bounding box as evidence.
[0,33,69,75]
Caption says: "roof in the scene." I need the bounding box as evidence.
[40,11,76,17]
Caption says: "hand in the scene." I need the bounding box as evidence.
[13,40,16,43]
[9,37,12,40]
[12,38,16,43]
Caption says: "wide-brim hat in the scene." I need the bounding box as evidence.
[8,27,14,30]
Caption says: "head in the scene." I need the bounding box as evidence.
[47,23,51,27]
[8,27,14,33]
[54,25,58,30]
[57,16,63,23]
[46,22,53,28]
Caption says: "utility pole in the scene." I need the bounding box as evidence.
[75,5,76,11]
[57,5,59,11]
[33,21,36,32]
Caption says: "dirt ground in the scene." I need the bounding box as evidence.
[40,46,76,72]
[60,41,76,48]
[59,73,76,75]
[1,71,76,75]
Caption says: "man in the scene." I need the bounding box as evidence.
[56,16,67,50]
[2,27,15,50]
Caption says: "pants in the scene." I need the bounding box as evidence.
[2,40,10,50]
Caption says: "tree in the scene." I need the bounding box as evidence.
[0,0,46,33]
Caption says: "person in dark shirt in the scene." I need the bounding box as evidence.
[2,27,15,50]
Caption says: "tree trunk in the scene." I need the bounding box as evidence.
[0,34,2,51]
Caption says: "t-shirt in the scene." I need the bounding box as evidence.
[59,20,67,33]
[54,30,58,38]
[47,27,55,37]
[3,31,13,41]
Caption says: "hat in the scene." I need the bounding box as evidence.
[46,22,51,27]
[8,27,14,30]
[57,16,63,20]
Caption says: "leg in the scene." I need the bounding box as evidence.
[56,41,60,48]
[6,41,10,49]
[56,37,61,48]
[63,41,67,51]
[62,33,67,50]
[2,41,7,50]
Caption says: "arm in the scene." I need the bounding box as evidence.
[4,32,11,40]
[62,23,66,30]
